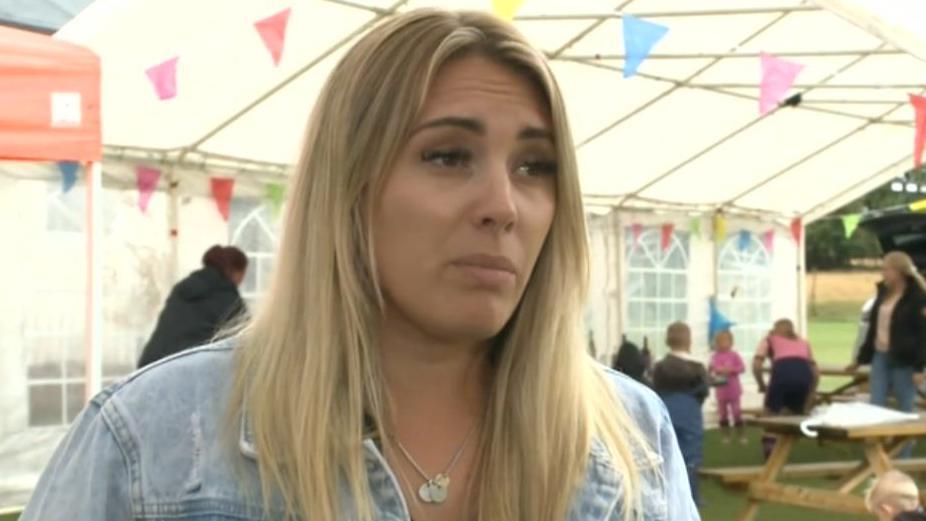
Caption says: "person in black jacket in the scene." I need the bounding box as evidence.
[138,245,248,368]
[852,251,926,419]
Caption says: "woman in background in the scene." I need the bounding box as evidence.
[137,245,247,368]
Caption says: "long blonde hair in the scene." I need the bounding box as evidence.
[883,250,926,292]
[230,9,654,521]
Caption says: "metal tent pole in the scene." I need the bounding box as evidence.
[84,161,103,401]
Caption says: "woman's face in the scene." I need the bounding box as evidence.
[372,55,557,344]
[883,263,904,289]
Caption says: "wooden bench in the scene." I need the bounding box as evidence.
[701,458,926,487]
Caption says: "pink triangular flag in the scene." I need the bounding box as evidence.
[759,52,804,115]
[790,218,803,243]
[631,223,643,250]
[136,166,161,213]
[146,56,179,100]
[911,94,926,168]
[255,8,291,66]
[763,229,775,253]
[661,223,674,252]
[211,177,235,221]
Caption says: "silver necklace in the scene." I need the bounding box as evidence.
[392,426,476,505]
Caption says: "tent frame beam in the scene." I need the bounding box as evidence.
[724,88,921,206]
[558,49,903,61]
[615,46,882,208]
[801,155,910,222]
[516,5,821,22]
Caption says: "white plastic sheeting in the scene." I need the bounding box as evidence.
[55,0,926,222]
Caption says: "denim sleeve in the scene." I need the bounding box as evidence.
[19,395,133,520]
[658,403,701,520]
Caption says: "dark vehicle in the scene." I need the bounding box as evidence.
[852,205,926,361]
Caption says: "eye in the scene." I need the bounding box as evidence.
[421,149,472,169]
[515,159,558,177]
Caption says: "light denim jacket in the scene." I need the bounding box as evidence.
[21,341,700,520]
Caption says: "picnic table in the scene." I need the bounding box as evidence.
[734,414,926,521]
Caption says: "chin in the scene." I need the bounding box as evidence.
[443,302,514,340]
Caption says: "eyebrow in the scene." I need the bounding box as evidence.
[411,116,554,142]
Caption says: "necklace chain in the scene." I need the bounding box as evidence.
[390,425,477,505]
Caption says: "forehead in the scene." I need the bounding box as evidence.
[419,54,551,124]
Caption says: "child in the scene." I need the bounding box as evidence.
[652,321,709,505]
[710,330,746,444]
[753,318,819,459]
[866,470,923,521]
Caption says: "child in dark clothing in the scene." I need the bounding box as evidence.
[652,321,709,505]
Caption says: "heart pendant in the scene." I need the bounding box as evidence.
[428,480,448,504]
[418,482,433,503]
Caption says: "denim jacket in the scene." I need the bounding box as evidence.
[21,341,699,520]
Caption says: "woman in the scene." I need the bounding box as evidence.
[137,244,248,368]
[854,251,926,415]
[21,10,697,521]
[753,319,818,458]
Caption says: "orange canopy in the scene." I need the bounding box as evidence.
[0,25,100,162]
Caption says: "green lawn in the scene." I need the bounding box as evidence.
[0,514,16,521]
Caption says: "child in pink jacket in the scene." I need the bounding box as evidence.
[710,330,746,444]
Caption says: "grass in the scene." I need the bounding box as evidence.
[0,514,17,521]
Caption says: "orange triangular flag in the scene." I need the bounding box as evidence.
[255,8,291,66]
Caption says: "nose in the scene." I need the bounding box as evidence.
[473,161,517,233]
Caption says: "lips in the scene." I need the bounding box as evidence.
[451,254,518,288]
[451,254,517,275]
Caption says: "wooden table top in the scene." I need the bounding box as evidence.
[752,414,926,439]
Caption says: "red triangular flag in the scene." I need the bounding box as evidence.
[661,223,674,252]
[790,218,802,243]
[136,166,160,213]
[255,8,291,66]
[211,177,235,221]
[631,223,643,250]
[910,94,926,168]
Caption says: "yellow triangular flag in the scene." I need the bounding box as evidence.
[911,198,926,212]
[492,0,524,20]
[714,214,727,240]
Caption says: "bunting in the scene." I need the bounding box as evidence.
[57,161,79,194]
[713,214,727,241]
[631,223,643,251]
[622,15,669,78]
[911,94,926,168]
[255,8,291,66]
[136,166,161,213]
[661,223,674,252]
[763,229,775,254]
[491,0,524,20]
[211,177,235,221]
[737,230,751,252]
[265,182,286,216]
[842,213,861,239]
[790,217,803,243]
[690,216,702,240]
[146,56,179,100]
[759,53,804,115]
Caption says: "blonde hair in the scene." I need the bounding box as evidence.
[666,321,691,350]
[884,250,926,292]
[229,9,655,521]
[865,470,921,513]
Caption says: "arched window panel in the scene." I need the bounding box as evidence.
[229,199,280,309]
[624,227,690,356]
[717,232,773,357]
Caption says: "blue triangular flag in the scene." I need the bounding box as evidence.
[738,230,751,252]
[622,14,669,78]
[57,161,79,194]
[708,297,735,344]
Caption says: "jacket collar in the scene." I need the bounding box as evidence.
[240,414,631,520]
